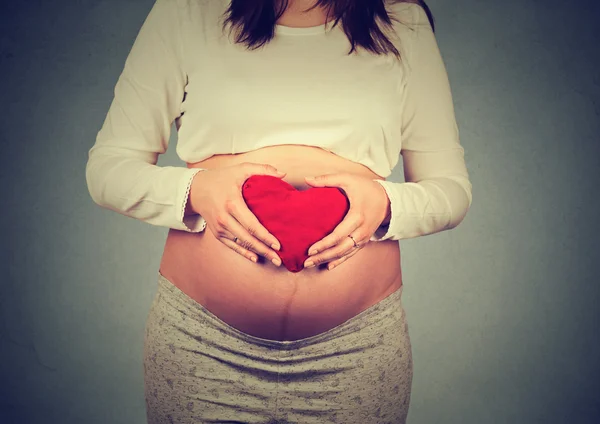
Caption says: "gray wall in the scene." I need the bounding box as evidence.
[1,0,598,422]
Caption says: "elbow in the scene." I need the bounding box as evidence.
[465,179,473,209]
[84,145,123,207]
[447,176,472,229]
[85,158,105,207]
[457,176,473,211]
[421,175,471,231]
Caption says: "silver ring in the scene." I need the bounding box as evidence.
[348,234,358,248]
[233,236,238,243]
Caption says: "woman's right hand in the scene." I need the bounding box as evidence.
[188,162,286,266]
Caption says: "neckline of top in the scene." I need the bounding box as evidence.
[275,20,337,36]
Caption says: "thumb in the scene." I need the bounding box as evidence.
[305,173,346,187]
[304,174,329,186]
[254,163,287,178]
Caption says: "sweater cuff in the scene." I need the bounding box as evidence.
[177,167,207,233]
[369,178,458,242]
[370,179,396,242]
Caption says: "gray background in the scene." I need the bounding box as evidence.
[1,0,599,422]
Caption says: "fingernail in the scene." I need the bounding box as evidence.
[304,260,314,268]
[308,249,317,256]
[271,243,280,251]
[305,176,315,180]
[272,257,282,267]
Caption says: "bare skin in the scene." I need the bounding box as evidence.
[160,145,402,341]
[275,0,334,28]
[158,5,402,342]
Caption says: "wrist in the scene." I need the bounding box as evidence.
[184,170,204,216]
[381,201,391,226]
[184,196,196,216]
[374,180,391,226]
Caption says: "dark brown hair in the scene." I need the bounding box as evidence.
[220,0,435,60]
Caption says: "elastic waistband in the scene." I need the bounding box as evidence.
[156,271,403,350]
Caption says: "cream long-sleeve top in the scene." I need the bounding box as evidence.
[85,0,473,242]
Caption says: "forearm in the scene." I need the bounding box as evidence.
[86,150,207,232]
[370,175,472,242]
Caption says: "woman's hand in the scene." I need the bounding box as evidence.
[302,173,391,270]
[188,162,286,266]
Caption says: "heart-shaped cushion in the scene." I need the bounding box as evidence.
[241,175,350,272]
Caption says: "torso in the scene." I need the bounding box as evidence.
[158,6,402,342]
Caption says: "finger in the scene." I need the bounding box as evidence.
[327,243,364,270]
[226,196,281,250]
[307,212,363,257]
[305,234,358,268]
[226,205,282,263]
[305,227,366,268]
[245,162,287,179]
[304,173,348,188]
[220,235,258,263]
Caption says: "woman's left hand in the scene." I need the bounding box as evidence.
[303,173,391,271]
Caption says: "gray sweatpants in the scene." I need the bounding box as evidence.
[143,272,413,423]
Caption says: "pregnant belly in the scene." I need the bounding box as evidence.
[159,230,401,341]
[158,145,402,341]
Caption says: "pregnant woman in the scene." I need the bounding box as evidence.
[85,0,472,422]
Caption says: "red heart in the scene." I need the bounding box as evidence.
[241,175,350,272]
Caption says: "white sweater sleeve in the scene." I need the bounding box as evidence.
[370,4,473,242]
[85,0,207,233]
